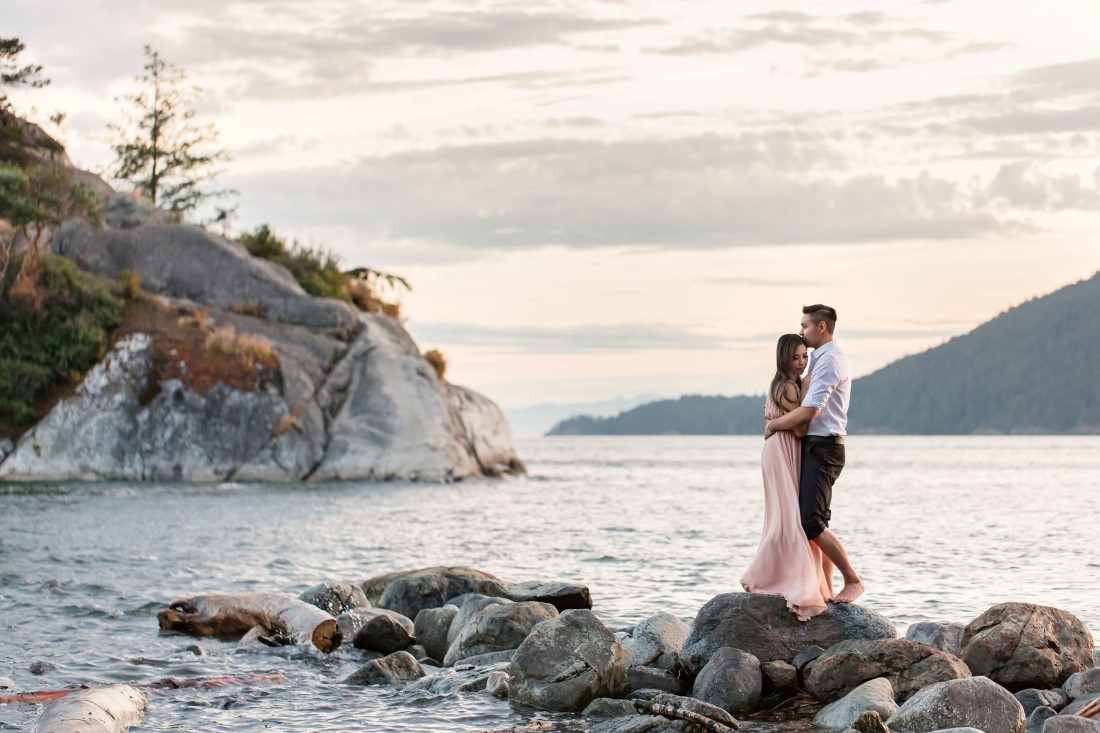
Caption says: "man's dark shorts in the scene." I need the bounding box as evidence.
[799,439,845,540]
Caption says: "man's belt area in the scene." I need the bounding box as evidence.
[804,435,845,444]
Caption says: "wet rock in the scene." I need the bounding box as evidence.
[336,609,371,642]
[504,581,593,611]
[906,622,966,657]
[1025,706,1057,733]
[509,608,628,712]
[300,581,370,616]
[847,710,891,733]
[352,608,415,654]
[1064,668,1100,699]
[631,613,691,669]
[691,646,762,714]
[762,660,797,694]
[444,599,556,666]
[793,645,826,674]
[681,593,896,674]
[363,571,407,606]
[584,698,639,717]
[960,603,1095,691]
[1062,692,1100,716]
[414,605,459,662]
[461,649,516,667]
[627,666,689,696]
[588,718,677,733]
[1014,688,1069,715]
[652,652,679,673]
[885,675,1026,733]
[486,670,510,698]
[815,678,899,730]
[805,638,971,703]
[375,567,509,620]
[446,594,512,653]
[345,650,425,686]
[1042,717,1100,733]
[406,661,509,695]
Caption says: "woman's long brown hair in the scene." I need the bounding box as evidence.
[769,334,806,407]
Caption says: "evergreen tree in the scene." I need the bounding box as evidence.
[109,45,230,218]
[0,37,48,110]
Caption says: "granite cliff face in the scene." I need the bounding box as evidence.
[0,194,524,482]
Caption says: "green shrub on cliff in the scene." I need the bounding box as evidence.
[0,255,124,433]
[237,224,350,303]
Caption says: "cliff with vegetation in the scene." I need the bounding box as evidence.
[549,272,1100,436]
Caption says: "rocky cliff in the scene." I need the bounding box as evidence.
[0,194,525,482]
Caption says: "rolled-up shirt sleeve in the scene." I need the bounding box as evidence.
[802,354,839,410]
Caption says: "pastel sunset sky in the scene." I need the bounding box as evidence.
[8,0,1100,414]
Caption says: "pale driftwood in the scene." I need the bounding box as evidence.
[31,684,145,733]
[157,593,341,653]
[1077,696,1100,719]
[633,699,740,732]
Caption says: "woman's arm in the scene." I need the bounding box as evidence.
[779,383,808,438]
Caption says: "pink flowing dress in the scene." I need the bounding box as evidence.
[740,386,830,621]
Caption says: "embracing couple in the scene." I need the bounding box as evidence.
[740,304,865,621]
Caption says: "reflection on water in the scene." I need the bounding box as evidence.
[1,436,1098,731]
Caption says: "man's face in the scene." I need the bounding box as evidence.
[800,315,824,348]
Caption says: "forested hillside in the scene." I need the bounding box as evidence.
[549,272,1100,435]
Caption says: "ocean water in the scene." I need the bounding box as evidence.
[1,436,1097,731]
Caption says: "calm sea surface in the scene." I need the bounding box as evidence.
[1,436,1098,732]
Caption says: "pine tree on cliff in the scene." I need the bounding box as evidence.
[109,45,232,219]
[0,37,49,110]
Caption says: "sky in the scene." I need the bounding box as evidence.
[7,0,1100,413]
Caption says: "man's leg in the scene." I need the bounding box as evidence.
[799,442,864,603]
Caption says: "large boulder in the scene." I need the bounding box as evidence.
[446,594,512,652]
[299,581,370,616]
[631,613,690,669]
[885,676,1026,733]
[960,603,1095,691]
[906,622,966,657]
[345,651,425,686]
[414,605,459,662]
[806,639,971,703]
[1042,717,1100,733]
[509,609,628,712]
[691,646,762,714]
[816,678,899,730]
[373,567,509,620]
[352,609,415,654]
[1064,668,1100,699]
[681,593,896,675]
[443,601,558,666]
[1014,688,1069,715]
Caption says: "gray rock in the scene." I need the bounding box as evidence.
[1062,693,1100,716]
[406,661,508,695]
[1064,668,1100,699]
[414,605,459,662]
[762,660,798,694]
[1042,717,1100,733]
[652,652,679,673]
[691,646,762,714]
[336,609,372,643]
[486,670,509,698]
[907,622,966,657]
[681,593,896,675]
[583,698,639,717]
[1014,689,1069,715]
[1026,706,1057,733]
[0,438,13,461]
[504,580,592,611]
[631,613,691,669]
[961,603,1095,692]
[588,718,677,733]
[793,645,826,673]
[299,581,370,616]
[374,567,509,621]
[886,676,1026,733]
[352,608,416,654]
[805,638,972,703]
[446,594,512,653]
[345,651,425,686]
[509,608,628,712]
[627,666,689,696]
[459,650,516,667]
[815,678,900,730]
[444,600,558,665]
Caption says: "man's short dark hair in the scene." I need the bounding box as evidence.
[803,304,838,334]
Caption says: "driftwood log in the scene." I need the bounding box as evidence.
[31,684,145,733]
[1077,696,1100,719]
[633,699,740,732]
[157,593,341,653]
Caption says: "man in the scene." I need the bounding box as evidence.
[764,304,865,603]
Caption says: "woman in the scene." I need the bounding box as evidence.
[740,334,832,621]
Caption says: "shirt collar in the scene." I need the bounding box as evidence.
[811,340,835,359]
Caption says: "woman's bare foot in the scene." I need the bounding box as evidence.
[829,579,865,603]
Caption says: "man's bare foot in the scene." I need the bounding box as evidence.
[829,579,865,603]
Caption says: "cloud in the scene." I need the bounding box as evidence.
[985,162,1100,211]
[230,132,1012,254]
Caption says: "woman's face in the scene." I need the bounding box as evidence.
[792,344,808,373]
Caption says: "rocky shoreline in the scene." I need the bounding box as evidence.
[163,566,1100,733]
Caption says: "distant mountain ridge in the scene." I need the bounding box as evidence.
[548,272,1100,436]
